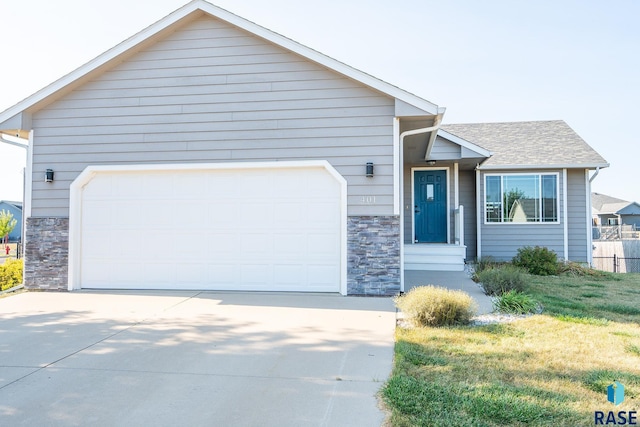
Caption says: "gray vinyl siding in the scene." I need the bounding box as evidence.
[429,137,462,160]
[30,16,395,217]
[479,170,565,261]
[458,170,476,261]
[567,169,588,262]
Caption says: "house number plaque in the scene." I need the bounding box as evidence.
[361,196,376,204]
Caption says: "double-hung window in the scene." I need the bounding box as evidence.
[485,173,559,223]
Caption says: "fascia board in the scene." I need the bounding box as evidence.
[477,163,610,170]
[437,129,492,158]
[0,0,441,124]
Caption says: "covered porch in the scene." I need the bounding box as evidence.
[397,120,491,276]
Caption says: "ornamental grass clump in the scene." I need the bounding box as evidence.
[494,290,538,314]
[394,285,477,327]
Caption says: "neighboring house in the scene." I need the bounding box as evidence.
[0,1,608,295]
[592,193,640,228]
[0,200,22,242]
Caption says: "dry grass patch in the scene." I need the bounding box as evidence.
[384,316,640,426]
[384,272,640,426]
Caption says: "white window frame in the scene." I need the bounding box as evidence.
[484,172,560,225]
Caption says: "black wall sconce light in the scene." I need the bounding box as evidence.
[365,162,374,177]
[45,169,54,183]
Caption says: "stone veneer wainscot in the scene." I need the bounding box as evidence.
[347,216,400,296]
[25,217,69,291]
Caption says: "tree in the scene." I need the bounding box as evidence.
[0,210,18,245]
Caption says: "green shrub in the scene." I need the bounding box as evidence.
[493,290,538,314]
[476,265,530,296]
[512,246,558,276]
[0,258,23,291]
[394,285,477,327]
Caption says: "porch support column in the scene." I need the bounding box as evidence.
[394,117,404,292]
[454,162,459,208]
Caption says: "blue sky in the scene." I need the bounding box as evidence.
[1,0,638,202]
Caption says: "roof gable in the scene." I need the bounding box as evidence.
[0,0,442,132]
[442,120,609,170]
[592,192,628,211]
[617,202,640,215]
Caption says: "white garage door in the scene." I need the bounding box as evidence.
[73,162,344,293]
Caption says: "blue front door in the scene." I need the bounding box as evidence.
[414,170,447,243]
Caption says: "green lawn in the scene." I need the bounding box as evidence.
[383,272,640,426]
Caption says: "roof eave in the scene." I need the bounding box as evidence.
[477,163,610,170]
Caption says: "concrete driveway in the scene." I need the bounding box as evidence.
[0,291,396,426]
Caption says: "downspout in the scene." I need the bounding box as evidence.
[587,167,600,266]
[563,169,569,262]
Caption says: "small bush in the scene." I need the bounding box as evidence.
[476,265,530,296]
[512,246,558,276]
[494,290,538,314]
[394,285,477,327]
[0,258,23,291]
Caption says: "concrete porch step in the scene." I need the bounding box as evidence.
[404,244,466,271]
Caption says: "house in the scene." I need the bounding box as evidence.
[0,200,22,242]
[0,1,608,295]
[592,193,640,228]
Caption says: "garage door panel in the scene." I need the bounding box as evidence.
[240,264,272,286]
[79,164,342,292]
[239,203,273,224]
[240,233,271,255]
[208,233,241,257]
[308,233,339,255]
[206,264,236,284]
[308,265,340,287]
[82,229,113,257]
[181,202,209,228]
[114,174,142,198]
[143,174,174,197]
[273,264,305,286]
[273,233,306,256]
[306,202,340,226]
[83,175,113,199]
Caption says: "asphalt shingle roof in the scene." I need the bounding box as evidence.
[441,120,608,168]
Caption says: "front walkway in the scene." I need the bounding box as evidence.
[404,270,494,314]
